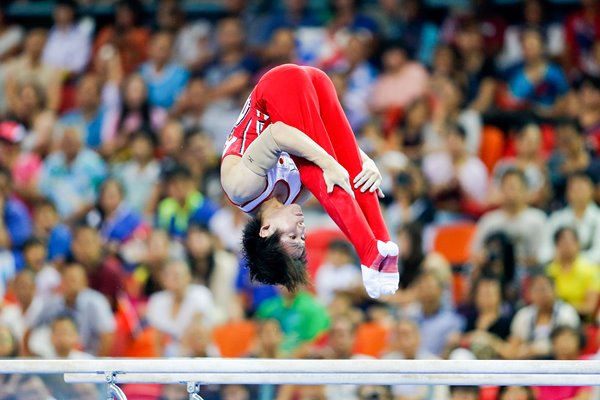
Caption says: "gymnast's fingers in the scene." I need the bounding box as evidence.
[377,188,385,198]
[361,175,379,192]
[354,171,370,188]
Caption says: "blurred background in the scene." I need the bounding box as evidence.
[0,0,599,399]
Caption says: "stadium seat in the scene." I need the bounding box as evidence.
[212,320,257,358]
[479,126,506,172]
[352,321,390,358]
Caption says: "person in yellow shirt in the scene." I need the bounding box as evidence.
[547,226,600,320]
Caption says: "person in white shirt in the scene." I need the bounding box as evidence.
[539,172,600,265]
[315,240,363,305]
[42,0,91,75]
[146,260,216,343]
[48,314,93,359]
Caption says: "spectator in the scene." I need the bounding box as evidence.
[184,223,238,324]
[112,132,161,218]
[256,287,330,355]
[146,260,216,342]
[167,319,219,358]
[0,324,19,358]
[170,77,209,134]
[357,386,392,400]
[536,326,592,400]
[31,263,116,357]
[509,273,580,359]
[38,124,107,223]
[369,41,429,115]
[497,0,565,70]
[574,75,600,145]
[472,168,546,272]
[256,28,298,79]
[92,0,150,75]
[491,124,549,208]
[385,168,435,229]
[70,224,124,308]
[383,319,449,400]
[180,130,219,194]
[157,165,218,238]
[405,271,464,357]
[540,172,600,265]
[547,227,600,320]
[31,199,71,266]
[85,178,146,250]
[252,319,284,359]
[389,97,430,161]
[449,386,480,400]
[114,73,168,146]
[564,0,600,75]
[501,28,569,119]
[497,386,536,400]
[315,240,362,306]
[454,275,513,359]
[454,18,498,114]
[0,6,23,64]
[0,271,44,343]
[5,29,61,113]
[60,74,119,151]
[48,314,92,359]
[422,124,489,216]
[139,31,189,109]
[548,119,600,203]
[41,0,90,75]
[0,165,32,249]
[22,238,60,298]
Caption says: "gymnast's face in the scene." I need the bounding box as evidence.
[260,203,306,258]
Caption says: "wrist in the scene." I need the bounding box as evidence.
[316,154,336,170]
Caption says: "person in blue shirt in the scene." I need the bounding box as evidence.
[505,28,570,118]
[0,166,31,250]
[139,31,190,109]
[32,198,72,266]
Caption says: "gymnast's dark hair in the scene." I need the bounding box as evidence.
[241,215,308,292]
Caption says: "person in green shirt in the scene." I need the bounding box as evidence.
[256,288,330,355]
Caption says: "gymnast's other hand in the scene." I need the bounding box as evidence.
[354,158,384,198]
[322,158,354,197]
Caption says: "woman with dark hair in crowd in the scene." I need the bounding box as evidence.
[184,223,238,323]
[472,231,517,304]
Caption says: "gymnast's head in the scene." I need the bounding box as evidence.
[242,200,308,291]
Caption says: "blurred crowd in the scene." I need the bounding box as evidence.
[0,0,600,399]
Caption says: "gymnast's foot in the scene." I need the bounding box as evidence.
[378,241,399,296]
[361,240,388,299]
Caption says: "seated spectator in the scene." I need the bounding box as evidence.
[388,98,430,162]
[497,386,536,400]
[31,263,116,357]
[548,119,600,203]
[450,386,480,400]
[139,31,189,110]
[574,75,600,146]
[501,28,569,119]
[8,82,48,131]
[166,319,219,358]
[255,27,299,80]
[41,0,91,76]
[38,125,107,223]
[0,271,45,343]
[369,41,429,115]
[251,319,284,359]
[184,223,238,323]
[22,238,60,298]
[60,74,119,151]
[146,260,216,343]
[491,124,549,208]
[0,324,19,358]
[497,0,565,70]
[422,124,489,216]
[170,77,209,134]
[112,132,160,218]
[509,273,580,359]
[157,165,218,238]
[5,29,61,113]
[315,240,362,306]
[540,172,600,265]
[454,275,514,359]
[114,73,168,148]
[536,326,592,400]
[564,0,600,75]
[31,198,71,267]
[85,178,146,251]
[0,165,32,249]
[70,224,124,308]
[424,78,482,156]
[454,18,498,114]
[384,319,449,400]
[92,0,150,75]
[180,130,220,194]
[472,168,546,272]
[157,119,186,177]
[256,287,330,356]
[403,271,464,357]
[47,314,92,359]
[0,6,23,65]
[385,168,435,229]
[547,227,600,320]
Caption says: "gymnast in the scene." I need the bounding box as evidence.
[220,64,398,299]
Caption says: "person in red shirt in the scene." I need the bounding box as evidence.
[565,0,600,75]
[220,64,398,298]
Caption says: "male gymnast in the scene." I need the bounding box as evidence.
[220,64,398,299]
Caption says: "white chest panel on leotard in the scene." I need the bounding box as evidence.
[238,151,302,213]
